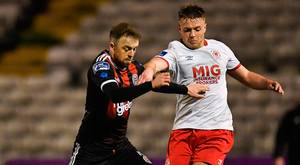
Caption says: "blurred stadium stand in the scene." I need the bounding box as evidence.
[0,0,48,55]
[0,0,300,165]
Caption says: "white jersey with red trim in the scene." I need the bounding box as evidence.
[157,39,240,130]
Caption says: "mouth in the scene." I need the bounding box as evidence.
[125,58,133,62]
[189,40,198,44]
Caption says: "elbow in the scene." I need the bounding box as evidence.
[109,94,123,103]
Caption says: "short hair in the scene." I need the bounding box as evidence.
[178,5,205,20]
[109,22,141,42]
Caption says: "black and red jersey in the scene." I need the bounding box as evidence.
[76,50,146,147]
[73,50,188,161]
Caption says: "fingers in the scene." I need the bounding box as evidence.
[137,75,146,84]
[188,93,205,99]
[187,83,209,99]
[275,84,284,95]
[138,73,151,84]
[270,82,285,95]
[151,72,171,88]
[160,73,171,85]
[138,69,155,85]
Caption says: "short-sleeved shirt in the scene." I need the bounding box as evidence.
[156,39,240,130]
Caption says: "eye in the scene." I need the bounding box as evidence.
[195,27,201,31]
[123,46,131,52]
[183,28,191,33]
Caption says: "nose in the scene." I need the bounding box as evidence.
[128,50,134,58]
[190,30,196,37]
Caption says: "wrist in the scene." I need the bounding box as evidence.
[145,67,155,76]
[266,79,273,90]
[144,62,156,73]
[183,85,188,94]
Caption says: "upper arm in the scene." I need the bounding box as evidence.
[91,61,118,91]
[153,49,177,72]
[227,64,250,84]
[151,57,170,72]
[220,41,249,83]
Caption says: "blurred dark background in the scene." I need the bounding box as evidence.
[0,0,299,165]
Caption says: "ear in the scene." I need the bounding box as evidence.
[109,41,114,49]
[109,41,115,55]
[178,23,181,32]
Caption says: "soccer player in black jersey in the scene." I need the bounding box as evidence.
[69,23,209,165]
[273,104,300,165]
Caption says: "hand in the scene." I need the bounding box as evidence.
[274,156,285,165]
[151,72,170,89]
[267,80,284,95]
[138,68,155,85]
[187,83,209,99]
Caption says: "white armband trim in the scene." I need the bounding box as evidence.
[100,79,118,91]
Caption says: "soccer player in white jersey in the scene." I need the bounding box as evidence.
[138,5,284,165]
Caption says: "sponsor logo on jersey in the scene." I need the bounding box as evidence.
[99,72,108,78]
[114,101,133,116]
[93,61,110,73]
[192,64,221,84]
[185,55,193,61]
[159,50,168,56]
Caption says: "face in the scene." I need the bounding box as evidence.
[110,36,139,67]
[178,17,207,49]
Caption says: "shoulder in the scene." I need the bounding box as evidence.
[206,39,229,49]
[131,60,144,69]
[168,40,186,51]
[94,50,112,63]
[91,50,113,74]
[206,39,234,55]
[160,40,184,56]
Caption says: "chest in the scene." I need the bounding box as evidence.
[114,65,139,87]
[175,49,228,79]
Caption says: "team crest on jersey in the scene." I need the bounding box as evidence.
[93,61,110,73]
[132,74,138,85]
[211,50,221,59]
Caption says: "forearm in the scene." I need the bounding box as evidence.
[243,71,270,90]
[152,82,188,94]
[144,57,169,73]
[229,65,284,94]
[103,82,152,103]
[229,65,271,90]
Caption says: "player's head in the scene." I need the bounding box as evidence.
[109,22,141,67]
[178,5,207,49]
